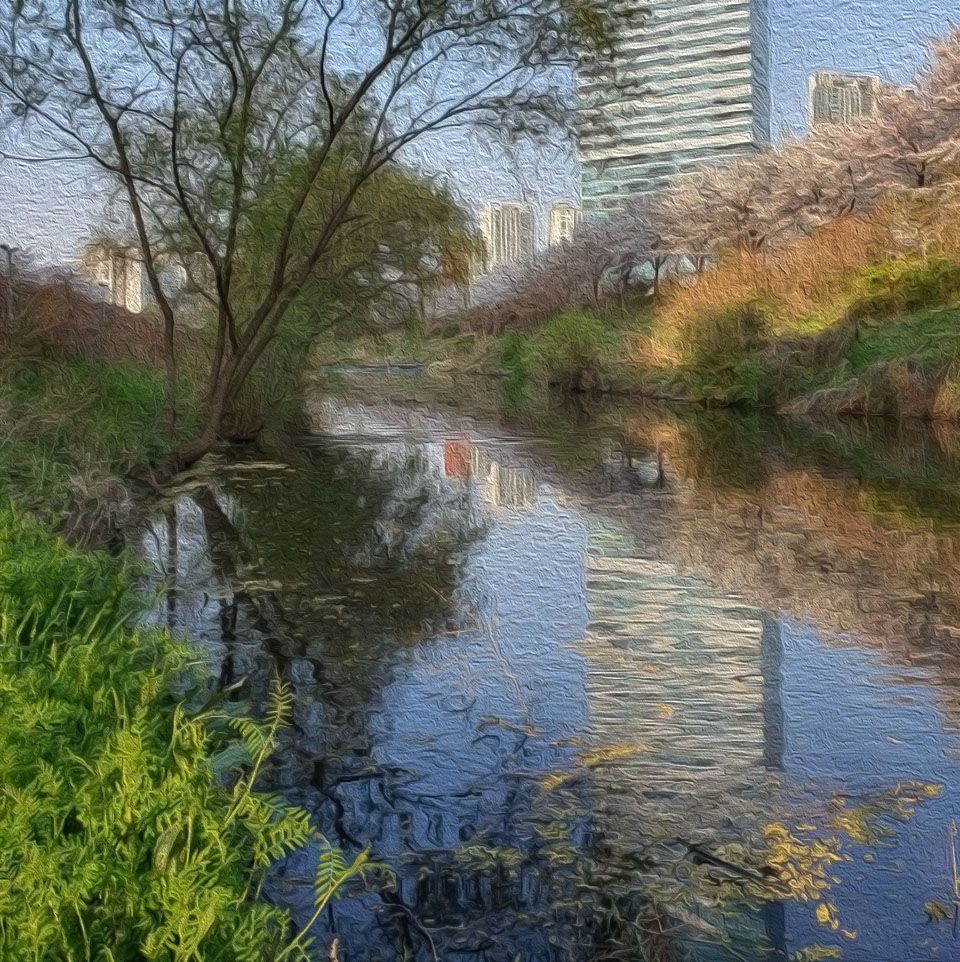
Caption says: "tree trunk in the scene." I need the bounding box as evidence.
[652,258,664,298]
[169,372,233,472]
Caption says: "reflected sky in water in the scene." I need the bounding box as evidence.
[137,399,960,962]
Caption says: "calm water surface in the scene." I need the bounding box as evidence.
[136,395,960,962]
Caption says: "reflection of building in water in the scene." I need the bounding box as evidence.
[580,519,781,953]
[360,434,536,518]
[301,470,591,962]
[583,519,768,787]
[469,443,536,510]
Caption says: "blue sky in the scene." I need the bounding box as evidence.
[0,0,956,266]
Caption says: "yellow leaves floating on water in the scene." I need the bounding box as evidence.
[451,844,524,873]
[826,804,886,846]
[813,902,857,941]
[925,900,953,922]
[541,743,646,792]
[827,780,942,845]
[656,703,676,718]
[760,822,846,903]
[897,780,943,800]
[815,901,839,930]
[541,772,570,792]
[578,744,646,766]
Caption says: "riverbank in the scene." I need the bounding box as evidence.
[0,356,189,544]
[0,355,373,961]
[314,295,960,424]
[316,236,960,425]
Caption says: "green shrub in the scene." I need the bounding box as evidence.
[672,300,778,404]
[850,256,960,322]
[5,359,180,466]
[499,331,536,408]
[0,508,373,962]
[686,299,775,362]
[534,311,618,391]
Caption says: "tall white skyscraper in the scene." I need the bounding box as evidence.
[577,0,771,216]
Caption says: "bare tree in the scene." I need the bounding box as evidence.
[0,0,617,471]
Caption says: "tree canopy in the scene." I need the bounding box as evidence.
[0,0,620,468]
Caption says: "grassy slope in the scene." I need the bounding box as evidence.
[0,358,199,537]
[848,307,960,372]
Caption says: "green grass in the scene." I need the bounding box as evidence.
[0,358,199,534]
[846,307,960,373]
[849,256,960,323]
[6,359,182,461]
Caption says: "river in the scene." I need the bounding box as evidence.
[132,387,960,962]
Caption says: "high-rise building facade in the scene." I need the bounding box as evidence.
[577,0,953,218]
[479,201,535,268]
[578,0,771,216]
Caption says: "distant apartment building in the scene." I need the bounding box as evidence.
[548,203,582,246]
[808,71,882,127]
[479,201,535,269]
[79,240,195,316]
[475,201,582,277]
[81,241,145,313]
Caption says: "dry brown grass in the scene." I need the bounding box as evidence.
[0,272,206,370]
[933,366,960,422]
[644,188,960,368]
[646,216,890,365]
[1,273,166,366]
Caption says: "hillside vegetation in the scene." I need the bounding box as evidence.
[634,191,960,417]
[382,29,960,422]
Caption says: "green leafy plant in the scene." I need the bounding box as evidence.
[499,331,536,409]
[0,507,379,961]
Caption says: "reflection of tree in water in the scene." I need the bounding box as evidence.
[135,437,482,763]
[302,772,940,962]
[232,441,484,636]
